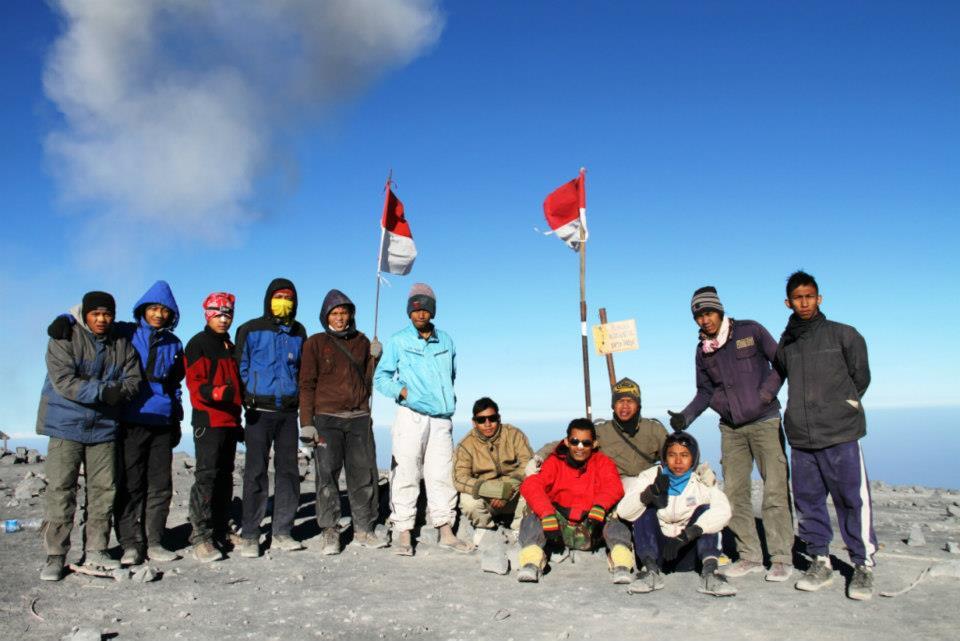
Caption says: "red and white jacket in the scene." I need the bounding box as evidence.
[184,326,243,428]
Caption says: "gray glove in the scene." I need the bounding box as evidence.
[370,338,383,359]
[300,424,320,446]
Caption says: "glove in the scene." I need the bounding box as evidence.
[587,505,606,524]
[47,314,75,340]
[667,410,687,432]
[243,393,256,409]
[300,424,320,446]
[100,382,124,406]
[369,338,383,359]
[639,468,670,509]
[171,422,182,448]
[541,513,563,545]
[661,524,703,562]
[235,428,245,443]
[478,479,518,500]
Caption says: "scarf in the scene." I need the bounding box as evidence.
[700,315,732,354]
[780,311,825,347]
[613,413,640,437]
[663,466,693,496]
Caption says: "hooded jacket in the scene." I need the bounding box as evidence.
[184,326,243,428]
[36,305,142,444]
[234,278,307,411]
[298,289,376,423]
[617,463,731,537]
[453,423,533,498]
[774,313,870,449]
[680,319,783,428]
[520,443,624,522]
[115,281,185,426]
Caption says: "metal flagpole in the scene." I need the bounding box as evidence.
[578,169,592,419]
[373,169,393,341]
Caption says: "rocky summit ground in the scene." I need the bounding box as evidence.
[1,451,959,641]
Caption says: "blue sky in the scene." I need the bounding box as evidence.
[1,1,957,440]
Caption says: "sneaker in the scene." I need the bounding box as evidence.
[146,545,179,562]
[192,540,224,563]
[121,547,143,566]
[320,528,341,555]
[765,562,794,583]
[628,567,665,594]
[721,559,764,578]
[274,534,304,551]
[239,537,260,558]
[40,555,65,582]
[795,556,834,592]
[517,563,540,583]
[611,566,634,585]
[699,571,738,597]
[393,529,414,556]
[847,564,874,601]
[354,530,388,549]
[84,550,120,570]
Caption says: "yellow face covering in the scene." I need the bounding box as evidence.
[270,298,294,318]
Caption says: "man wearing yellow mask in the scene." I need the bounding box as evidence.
[235,278,308,557]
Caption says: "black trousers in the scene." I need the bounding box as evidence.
[241,410,300,539]
[313,414,380,532]
[189,426,239,545]
[115,423,174,549]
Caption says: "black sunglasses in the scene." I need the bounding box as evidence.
[473,414,500,424]
[568,438,594,448]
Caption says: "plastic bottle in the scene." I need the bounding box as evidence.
[4,518,42,532]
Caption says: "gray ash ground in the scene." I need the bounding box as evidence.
[1,452,959,641]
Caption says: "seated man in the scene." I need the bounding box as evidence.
[516,418,627,583]
[453,397,533,535]
[596,378,667,481]
[618,431,734,597]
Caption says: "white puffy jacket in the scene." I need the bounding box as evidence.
[618,463,731,538]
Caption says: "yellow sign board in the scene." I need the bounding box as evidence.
[592,319,638,355]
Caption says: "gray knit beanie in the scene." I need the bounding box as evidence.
[690,286,724,317]
[407,283,437,317]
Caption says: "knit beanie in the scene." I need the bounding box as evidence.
[407,283,437,317]
[611,377,641,408]
[690,286,724,317]
[82,291,116,318]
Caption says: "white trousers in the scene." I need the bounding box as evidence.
[389,406,457,531]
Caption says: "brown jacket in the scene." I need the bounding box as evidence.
[454,423,533,498]
[298,332,376,425]
[595,417,668,478]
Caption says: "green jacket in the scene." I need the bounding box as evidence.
[454,423,533,499]
[595,417,667,478]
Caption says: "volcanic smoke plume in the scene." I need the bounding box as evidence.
[43,0,443,239]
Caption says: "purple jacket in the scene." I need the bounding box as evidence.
[680,319,783,428]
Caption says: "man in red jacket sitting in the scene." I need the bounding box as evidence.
[517,418,628,583]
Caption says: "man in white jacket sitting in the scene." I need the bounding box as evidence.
[618,431,735,596]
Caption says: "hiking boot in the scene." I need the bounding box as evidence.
[40,555,65,582]
[847,565,874,601]
[721,559,764,578]
[238,537,260,558]
[795,556,834,592]
[354,530,388,549]
[273,535,304,552]
[611,566,634,585]
[765,562,793,583]
[146,545,179,562]
[121,547,143,566]
[192,540,223,563]
[517,563,540,583]
[628,567,665,594]
[438,524,476,554]
[84,550,120,570]
[393,529,414,556]
[699,570,737,597]
[320,528,341,555]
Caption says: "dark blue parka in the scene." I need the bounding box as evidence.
[234,278,307,411]
[117,280,185,427]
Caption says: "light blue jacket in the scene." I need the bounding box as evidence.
[374,323,456,418]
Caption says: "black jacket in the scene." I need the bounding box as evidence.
[775,314,870,449]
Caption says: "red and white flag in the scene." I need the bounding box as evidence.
[543,168,587,251]
[378,186,417,275]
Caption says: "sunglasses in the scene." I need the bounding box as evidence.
[473,414,500,424]
[568,438,594,448]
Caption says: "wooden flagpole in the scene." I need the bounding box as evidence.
[599,307,616,387]
[373,169,393,341]
[577,168,592,420]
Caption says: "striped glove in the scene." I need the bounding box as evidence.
[587,505,606,524]
[541,513,562,544]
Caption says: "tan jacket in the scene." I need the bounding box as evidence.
[454,423,533,498]
[595,418,668,479]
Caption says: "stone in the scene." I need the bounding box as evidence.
[133,566,158,582]
[27,449,43,464]
[946,504,960,517]
[945,541,960,554]
[480,552,510,575]
[14,476,47,499]
[63,626,102,641]
[5,499,20,508]
[0,453,16,466]
[929,560,960,578]
[112,569,132,581]
[494,609,511,621]
[16,447,28,460]
[906,524,926,547]
[419,526,439,546]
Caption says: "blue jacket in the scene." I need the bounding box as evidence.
[117,281,185,426]
[374,323,456,418]
[36,305,142,444]
[235,278,307,411]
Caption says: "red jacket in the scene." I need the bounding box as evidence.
[520,444,624,522]
[184,326,243,428]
